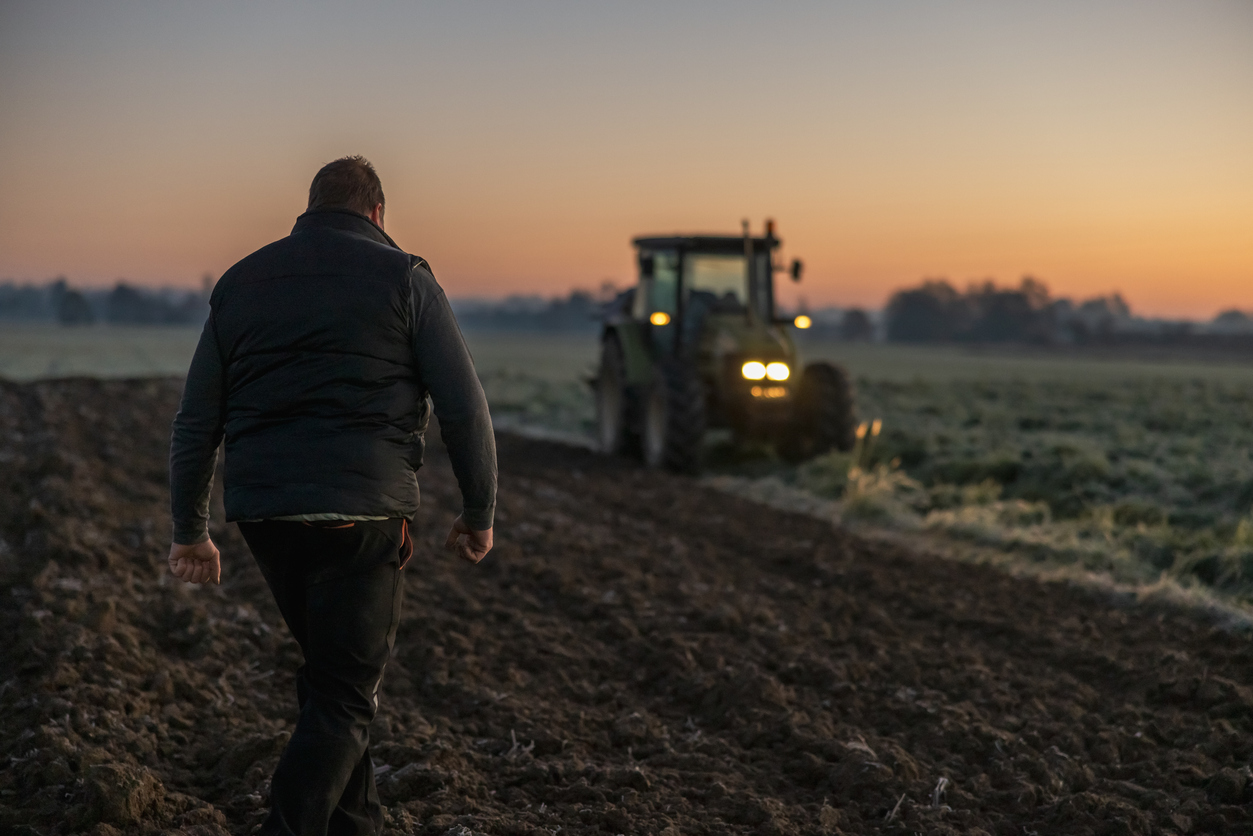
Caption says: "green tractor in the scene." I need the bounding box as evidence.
[595,220,857,473]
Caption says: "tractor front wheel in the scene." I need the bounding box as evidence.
[779,362,856,461]
[642,361,705,474]
[596,336,637,456]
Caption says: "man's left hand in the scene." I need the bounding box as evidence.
[168,539,221,585]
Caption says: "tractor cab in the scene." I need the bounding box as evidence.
[634,235,774,325]
[597,221,854,473]
[623,223,804,355]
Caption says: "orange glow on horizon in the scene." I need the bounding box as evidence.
[0,3,1249,320]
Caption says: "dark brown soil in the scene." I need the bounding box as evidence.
[1,378,1251,836]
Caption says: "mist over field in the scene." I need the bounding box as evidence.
[5,319,1253,613]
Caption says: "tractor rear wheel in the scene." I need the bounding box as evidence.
[780,362,856,461]
[642,360,705,474]
[596,336,637,456]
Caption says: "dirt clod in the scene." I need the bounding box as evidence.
[79,763,165,826]
[1207,766,1249,805]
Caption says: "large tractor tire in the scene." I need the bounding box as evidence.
[596,336,638,456]
[779,362,856,462]
[641,360,705,474]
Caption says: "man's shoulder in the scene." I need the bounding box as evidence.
[406,256,445,295]
[214,235,297,290]
[216,233,417,299]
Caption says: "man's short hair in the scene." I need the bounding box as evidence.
[307,156,385,217]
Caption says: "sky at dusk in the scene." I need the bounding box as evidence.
[0,1,1250,318]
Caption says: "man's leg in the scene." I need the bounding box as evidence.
[325,553,405,836]
[239,521,317,836]
[241,520,405,836]
[240,521,311,672]
[318,545,404,836]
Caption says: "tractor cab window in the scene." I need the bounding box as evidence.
[685,254,747,314]
[634,250,679,320]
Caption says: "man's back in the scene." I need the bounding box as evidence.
[170,208,496,546]
[213,210,429,522]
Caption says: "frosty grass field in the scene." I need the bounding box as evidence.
[5,322,1253,611]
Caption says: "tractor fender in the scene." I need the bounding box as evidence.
[603,322,655,388]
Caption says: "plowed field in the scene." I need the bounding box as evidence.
[1,378,1251,835]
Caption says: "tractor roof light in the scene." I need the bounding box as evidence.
[765,362,790,381]
[741,361,767,380]
[793,315,812,329]
[649,311,670,326]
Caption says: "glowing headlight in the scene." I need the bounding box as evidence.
[793,315,812,329]
[649,311,670,326]
[766,362,790,381]
[741,361,767,380]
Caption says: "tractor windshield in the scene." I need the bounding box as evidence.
[685,254,747,312]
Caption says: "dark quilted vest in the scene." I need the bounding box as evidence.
[210,210,429,522]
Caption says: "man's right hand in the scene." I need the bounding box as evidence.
[445,515,492,564]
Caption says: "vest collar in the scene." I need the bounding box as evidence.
[292,208,401,250]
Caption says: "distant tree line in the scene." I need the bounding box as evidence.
[882,277,1233,346]
[5,277,608,331]
[0,277,213,326]
[451,284,619,332]
[786,307,878,341]
[886,277,1054,343]
[8,272,1253,348]
[449,286,886,340]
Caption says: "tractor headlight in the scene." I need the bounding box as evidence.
[793,315,812,329]
[766,362,790,381]
[649,311,671,326]
[741,361,767,380]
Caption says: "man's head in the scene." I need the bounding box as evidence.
[307,156,385,227]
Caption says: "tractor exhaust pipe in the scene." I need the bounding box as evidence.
[742,219,753,321]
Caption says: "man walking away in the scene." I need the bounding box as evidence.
[167,156,497,836]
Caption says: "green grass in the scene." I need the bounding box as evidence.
[469,335,1253,605]
[10,323,1253,387]
[460,330,599,439]
[0,323,203,380]
[792,375,1253,601]
[797,336,1253,384]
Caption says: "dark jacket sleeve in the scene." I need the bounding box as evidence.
[169,316,226,544]
[409,263,497,530]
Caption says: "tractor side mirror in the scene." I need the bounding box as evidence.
[639,254,655,279]
[790,259,804,283]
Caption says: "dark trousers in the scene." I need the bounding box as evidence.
[238,518,411,836]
